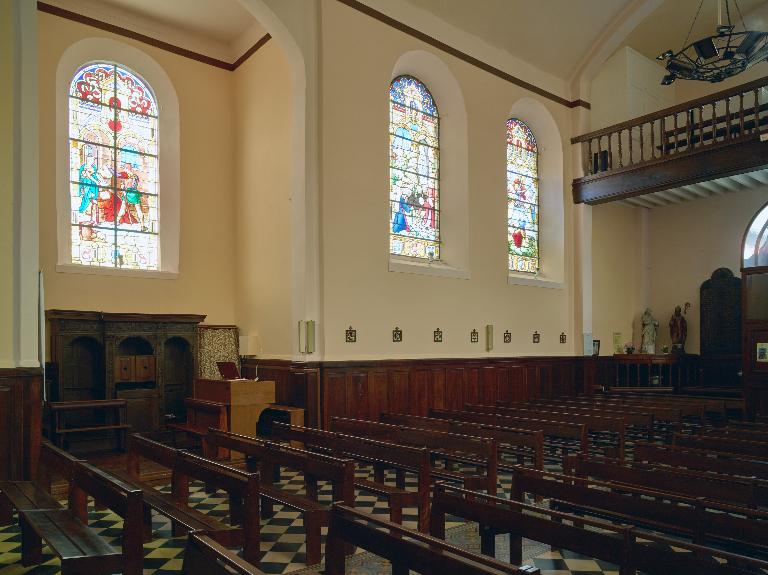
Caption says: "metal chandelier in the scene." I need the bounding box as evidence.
[657,0,768,85]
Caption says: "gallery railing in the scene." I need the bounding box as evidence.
[572,76,768,188]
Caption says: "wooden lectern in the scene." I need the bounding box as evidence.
[193,378,276,438]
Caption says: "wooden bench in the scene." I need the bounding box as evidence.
[380,412,544,471]
[511,467,768,557]
[633,441,768,479]
[325,504,538,575]
[564,453,761,508]
[527,397,684,426]
[168,398,229,458]
[674,432,768,458]
[111,433,261,564]
[205,428,355,566]
[331,417,499,495]
[0,440,81,526]
[183,532,320,575]
[48,399,130,451]
[430,482,768,575]
[429,407,588,456]
[271,422,433,532]
[20,460,143,575]
[471,403,627,459]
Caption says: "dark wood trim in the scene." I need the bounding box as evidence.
[46,309,207,324]
[572,136,768,205]
[37,2,271,72]
[231,34,273,70]
[0,367,42,481]
[335,0,589,110]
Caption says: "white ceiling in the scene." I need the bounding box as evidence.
[620,169,768,208]
[403,0,635,79]
[620,0,767,62]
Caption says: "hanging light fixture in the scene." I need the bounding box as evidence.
[657,0,768,85]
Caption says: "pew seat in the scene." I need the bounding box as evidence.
[20,508,124,575]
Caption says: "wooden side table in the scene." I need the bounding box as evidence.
[269,404,305,447]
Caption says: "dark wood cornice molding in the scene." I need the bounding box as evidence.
[335,0,590,110]
[0,367,44,378]
[37,2,271,72]
[45,309,207,323]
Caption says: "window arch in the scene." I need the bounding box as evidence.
[389,75,440,260]
[507,118,539,274]
[743,201,768,268]
[68,62,159,270]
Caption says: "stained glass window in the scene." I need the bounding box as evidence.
[507,119,538,273]
[69,62,159,270]
[744,202,768,268]
[389,75,440,260]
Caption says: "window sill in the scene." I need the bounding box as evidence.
[56,264,179,280]
[507,272,564,289]
[389,257,470,280]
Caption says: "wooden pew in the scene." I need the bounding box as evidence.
[674,432,768,458]
[634,441,768,479]
[510,467,768,556]
[699,426,768,441]
[110,434,260,563]
[430,482,768,575]
[604,391,727,419]
[429,408,588,456]
[271,423,432,532]
[468,403,626,458]
[331,417,499,495]
[524,397,679,429]
[564,453,761,508]
[504,400,655,431]
[325,504,538,575]
[380,412,544,471]
[183,532,320,575]
[48,399,130,450]
[20,460,143,575]
[205,428,355,566]
[0,440,82,526]
[582,396,705,422]
[168,398,229,458]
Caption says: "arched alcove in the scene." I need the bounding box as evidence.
[55,37,180,277]
[507,97,565,288]
[163,336,193,420]
[389,49,470,279]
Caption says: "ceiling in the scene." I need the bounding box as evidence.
[620,169,768,208]
[403,0,634,79]
[620,0,767,62]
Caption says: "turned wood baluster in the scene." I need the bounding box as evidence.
[698,105,704,148]
[639,123,644,163]
[582,139,590,175]
[739,93,745,136]
[754,88,761,134]
[618,129,623,167]
[725,97,731,139]
[661,116,667,155]
[650,118,656,160]
[711,102,717,142]
[673,112,679,152]
[628,126,634,164]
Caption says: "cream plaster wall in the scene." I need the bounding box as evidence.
[0,0,15,367]
[648,187,768,354]
[233,40,295,359]
[591,202,644,355]
[319,0,575,360]
[37,13,237,324]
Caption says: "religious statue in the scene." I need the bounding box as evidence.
[640,308,659,354]
[670,303,690,353]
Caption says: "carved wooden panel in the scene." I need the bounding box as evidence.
[700,268,742,356]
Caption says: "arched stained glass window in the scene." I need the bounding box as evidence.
[744,201,768,268]
[69,62,159,270]
[507,119,538,273]
[389,75,440,260]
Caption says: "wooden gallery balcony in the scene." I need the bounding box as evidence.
[572,77,768,205]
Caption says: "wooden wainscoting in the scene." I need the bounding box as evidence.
[245,356,604,429]
[0,368,42,480]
